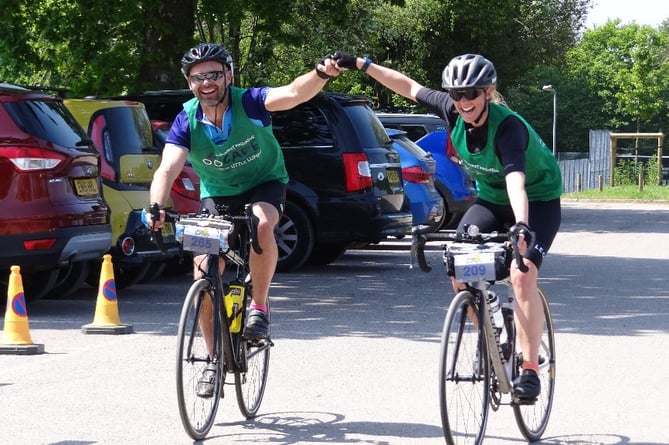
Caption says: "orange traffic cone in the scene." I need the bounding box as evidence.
[81,254,133,335]
[0,266,45,355]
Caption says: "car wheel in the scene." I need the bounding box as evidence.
[275,200,314,273]
[44,261,90,299]
[0,268,60,303]
[139,262,167,283]
[307,244,347,266]
[85,261,151,290]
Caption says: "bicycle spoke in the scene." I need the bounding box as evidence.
[513,288,555,441]
[176,281,222,440]
[440,292,489,445]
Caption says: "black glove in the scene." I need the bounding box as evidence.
[333,51,358,70]
[509,221,533,241]
[315,54,333,79]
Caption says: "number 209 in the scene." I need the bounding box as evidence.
[463,264,487,278]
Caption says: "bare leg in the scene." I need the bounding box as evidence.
[510,259,543,368]
[193,253,225,357]
[248,202,280,307]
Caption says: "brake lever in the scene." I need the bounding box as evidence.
[149,203,165,252]
[410,227,431,273]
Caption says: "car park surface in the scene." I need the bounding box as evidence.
[64,99,180,288]
[0,84,111,302]
[2,201,669,444]
[385,128,444,229]
[112,90,413,271]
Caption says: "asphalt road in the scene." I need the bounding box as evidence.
[1,201,668,445]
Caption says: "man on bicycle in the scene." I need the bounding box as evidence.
[145,43,340,395]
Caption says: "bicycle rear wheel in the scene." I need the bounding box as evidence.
[440,291,490,445]
[176,279,224,440]
[513,287,556,441]
[235,297,271,418]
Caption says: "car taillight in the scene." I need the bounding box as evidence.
[24,239,57,251]
[2,147,65,171]
[342,153,372,191]
[402,166,431,184]
[121,237,136,256]
[172,172,199,200]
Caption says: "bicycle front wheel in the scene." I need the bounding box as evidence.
[440,291,490,445]
[513,287,556,441]
[176,279,224,440]
[235,297,271,418]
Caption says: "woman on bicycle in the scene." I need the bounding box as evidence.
[334,52,561,402]
[146,43,340,396]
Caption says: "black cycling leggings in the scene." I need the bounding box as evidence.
[456,198,561,269]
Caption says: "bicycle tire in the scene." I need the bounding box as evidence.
[440,291,490,445]
[235,295,271,418]
[176,279,224,440]
[513,287,556,441]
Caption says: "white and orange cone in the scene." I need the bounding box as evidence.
[0,266,45,354]
[81,254,133,334]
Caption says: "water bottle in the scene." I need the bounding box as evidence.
[487,290,504,330]
[224,283,244,333]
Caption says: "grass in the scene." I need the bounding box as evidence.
[562,184,669,201]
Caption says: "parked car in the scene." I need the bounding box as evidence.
[109,90,413,271]
[415,130,476,228]
[385,128,444,230]
[151,120,200,215]
[376,112,447,142]
[64,99,180,288]
[0,84,111,301]
[376,113,476,229]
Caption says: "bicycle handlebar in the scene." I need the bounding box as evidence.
[410,224,534,275]
[157,204,263,256]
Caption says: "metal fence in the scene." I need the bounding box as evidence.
[558,130,611,193]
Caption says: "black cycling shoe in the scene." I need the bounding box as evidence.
[513,369,540,403]
[196,364,217,398]
[243,309,269,339]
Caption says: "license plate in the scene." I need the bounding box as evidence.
[387,169,400,184]
[453,251,496,282]
[162,222,174,236]
[74,178,99,195]
[179,224,229,254]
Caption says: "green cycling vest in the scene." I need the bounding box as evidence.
[184,86,288,198]
[450,103,562,205]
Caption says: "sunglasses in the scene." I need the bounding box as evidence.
[448,88,484,101]
[189,70,225,84]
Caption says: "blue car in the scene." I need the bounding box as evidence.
[386,128,444,230]
[415,130,476,229]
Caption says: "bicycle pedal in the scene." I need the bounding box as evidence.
[513,395,538,405]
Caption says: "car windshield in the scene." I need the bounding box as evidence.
[4,99,95,153]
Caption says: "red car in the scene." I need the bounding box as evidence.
[152,120,200,214]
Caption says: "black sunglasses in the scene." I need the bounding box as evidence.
[448,89,483,101]
[189,70,225,84]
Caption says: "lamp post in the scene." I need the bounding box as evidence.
[542,84,557,157]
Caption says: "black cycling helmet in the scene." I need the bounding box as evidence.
[180,43,233,76]
[441,54,497,89]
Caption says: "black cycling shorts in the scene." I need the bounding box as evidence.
[456,198,561,269]
[199,180,287,217]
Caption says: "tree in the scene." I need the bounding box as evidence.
[566,20,669,132]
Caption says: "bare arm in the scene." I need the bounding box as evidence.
[505,170,529,224]
[264,57,341,112]
[150,143,188,209]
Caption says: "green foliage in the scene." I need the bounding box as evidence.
[614,154,662,186]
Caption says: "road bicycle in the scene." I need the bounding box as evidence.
[156,204,272,440]
[411,225,555,445]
